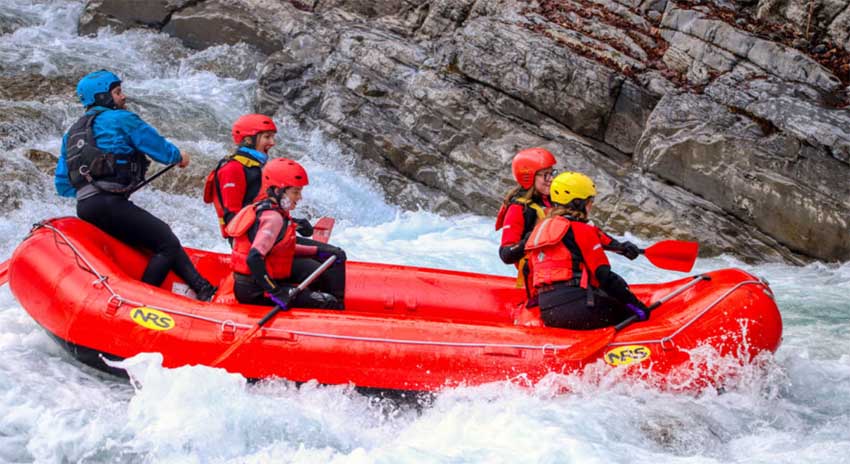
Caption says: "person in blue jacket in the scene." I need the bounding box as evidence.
[55,70,216,301]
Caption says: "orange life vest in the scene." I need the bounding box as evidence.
[227,200,296,279]
[524,216,591,289]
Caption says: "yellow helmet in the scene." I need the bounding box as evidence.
[550,171,597,206]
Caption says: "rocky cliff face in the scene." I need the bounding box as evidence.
[77,0,849,262]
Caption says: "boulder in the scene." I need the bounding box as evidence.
[635,93,850,261]
[661,3,843,91]
[79,0,193,35]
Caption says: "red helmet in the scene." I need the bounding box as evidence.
[512,147,556,189]
[232,114,277,144]
[260,158,309,196]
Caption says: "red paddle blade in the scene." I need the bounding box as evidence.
[312,217,336,244]
[644,240,698,272]
[0,260,9,286]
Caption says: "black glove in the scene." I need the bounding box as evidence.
[498,238,527,265]
[619,241,641,260]
[316,243,346,264]
[268,286,295,310]
[293,218,313,237]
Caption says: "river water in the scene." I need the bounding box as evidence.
[1,1,848,462]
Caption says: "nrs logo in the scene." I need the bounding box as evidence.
[604,345,651,366]
[131,307,174,331]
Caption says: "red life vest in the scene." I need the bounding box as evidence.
[203,154,264,237]
[524,216,592,289]
[227,200,296,279]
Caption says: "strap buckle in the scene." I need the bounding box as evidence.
[220,320,237,342]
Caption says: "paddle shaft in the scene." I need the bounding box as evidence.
[128,163,177,195]
[614,274,710,331]
[211,255,337,367]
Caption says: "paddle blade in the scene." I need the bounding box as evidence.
[312,217,335,244]
[0,260,8,286]
[564,327,616,361]
[644,240,698,272]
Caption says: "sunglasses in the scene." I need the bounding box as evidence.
[536,168,557,181]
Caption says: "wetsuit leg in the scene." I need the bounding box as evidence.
[537,284,630,330]
[233,272,339,309]
[286,257,344,309]
[77,193,209,290]
[172,247,216,298]
[233,273,269,305]
[290,257,345,299]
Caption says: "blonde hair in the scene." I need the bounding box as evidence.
[501,185,535,206]
[547,205,589,222]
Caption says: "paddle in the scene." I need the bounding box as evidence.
[640,240,699,273]
[210,255,337,367]
[127,163,177,195]
[312,217,335,244]
[0,260,8,286]
[566,274,710,360]
[614,274,709,332]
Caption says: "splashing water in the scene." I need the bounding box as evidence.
[1,1,849,462]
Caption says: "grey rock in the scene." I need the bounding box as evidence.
[162,1,287,53]
[79,0,193,35]
[828,3,850,50]
[756,0,849,51]
[635,93,850,261]
[604,80,661,154]
[706,67,850,162]
[662,4,842,91]
[455,19,624,140]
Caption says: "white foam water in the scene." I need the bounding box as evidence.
[1,1,849,462]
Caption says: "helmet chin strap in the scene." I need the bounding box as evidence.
[269,187,292,210]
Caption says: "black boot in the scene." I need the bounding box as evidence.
[195,283,218,302]
[173,248,216,301]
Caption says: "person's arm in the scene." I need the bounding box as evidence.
[245,211,284,292]
[216,162,248,224]
[498,204,529,264]
[294,236,346,263]
[54,133,77,198]
[575,224,647,311]
[598,228,640,260]
[122,111,182,165]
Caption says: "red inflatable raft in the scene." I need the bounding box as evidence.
[8,218,782,391]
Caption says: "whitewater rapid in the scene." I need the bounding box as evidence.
[1,1,849,463]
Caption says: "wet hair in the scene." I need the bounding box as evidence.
[238,135,256,150]
[547,199,590,222]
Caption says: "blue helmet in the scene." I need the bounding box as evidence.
[76,70,122,107]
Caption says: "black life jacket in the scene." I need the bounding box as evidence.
[65,110,148,192]
[208,154,263,225]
